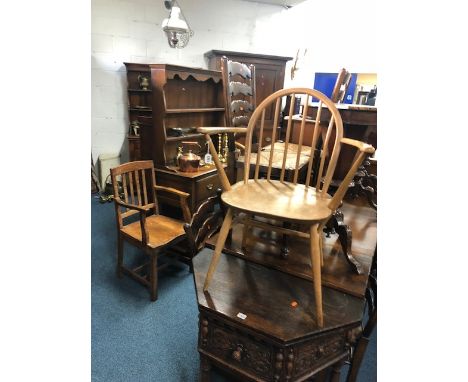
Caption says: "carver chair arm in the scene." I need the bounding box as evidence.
[114,198,152,246]
[154,185,191,223]
[328,139,376,211]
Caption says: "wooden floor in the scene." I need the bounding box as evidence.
[206,196,377,298]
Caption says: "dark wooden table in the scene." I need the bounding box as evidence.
[194,251,365,382]
[195,199,376,381]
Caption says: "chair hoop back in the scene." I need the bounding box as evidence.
[243,88,343,197]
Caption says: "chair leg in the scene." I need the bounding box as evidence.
[204,208,234,291]
[319,234,324,267]
[318,221,327,267]
[241,215,249,252]
[310,224,323,327]
[149,252,158,301]
[117,235,124,278]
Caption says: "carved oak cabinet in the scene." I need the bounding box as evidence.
[193,251,365,381]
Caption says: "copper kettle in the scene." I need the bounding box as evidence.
[178,142,201,172]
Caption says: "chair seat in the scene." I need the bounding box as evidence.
[239,150,310,171]
[221,179,332,223]
[121,215,186,249]
[263,142,313,157]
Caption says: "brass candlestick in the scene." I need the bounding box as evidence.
[218,133,225,163]
[222,133,229,164]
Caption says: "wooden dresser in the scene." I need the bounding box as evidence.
[124,63,231,213]
[205,50,292,146]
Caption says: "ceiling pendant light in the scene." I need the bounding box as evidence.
[162,0,194,49]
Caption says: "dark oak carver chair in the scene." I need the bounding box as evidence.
[110,160,192,301]
[198,88,375,327]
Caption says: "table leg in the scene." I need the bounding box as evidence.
[327,210,363,275]
[329,359,345,382]
[199,354,211,382]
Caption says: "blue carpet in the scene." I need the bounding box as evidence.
[91,195,376,381]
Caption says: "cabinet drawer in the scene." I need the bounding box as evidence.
[199,315,275,381]
[195,173,221,205]
[199,310,357,381]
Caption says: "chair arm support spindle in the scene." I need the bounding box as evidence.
[139,213,149,246]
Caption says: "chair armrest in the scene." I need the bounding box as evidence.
[197,127,248,135]
[235,141,245,152]
[114,198,152,213]
[154,185,189,198]
[327,140,375,211]
[341,138,375,154]
[154,185,191,223]
[114,198,151,245]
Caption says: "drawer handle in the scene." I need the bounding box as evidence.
[206,183,214,190]
[232,345,243,362]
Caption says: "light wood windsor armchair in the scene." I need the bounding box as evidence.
[110,160,192,301]
[221,56,311,253]
[197,88,374,327]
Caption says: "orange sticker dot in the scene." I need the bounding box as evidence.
[290,301,298,308]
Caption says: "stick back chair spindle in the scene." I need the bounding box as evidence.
[198,88,375,327]
[110,160,192,301]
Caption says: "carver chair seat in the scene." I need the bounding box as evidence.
[121,215,186,249]
[222,179,332,223]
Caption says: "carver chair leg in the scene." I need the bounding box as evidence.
[117,235,124,279]
[149,251,158,301]
[204,208,234,291]
[310,224,324,327]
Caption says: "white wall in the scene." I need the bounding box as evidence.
[91,0,282,164]
[249,0,378,88]
[91,0,376,164]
